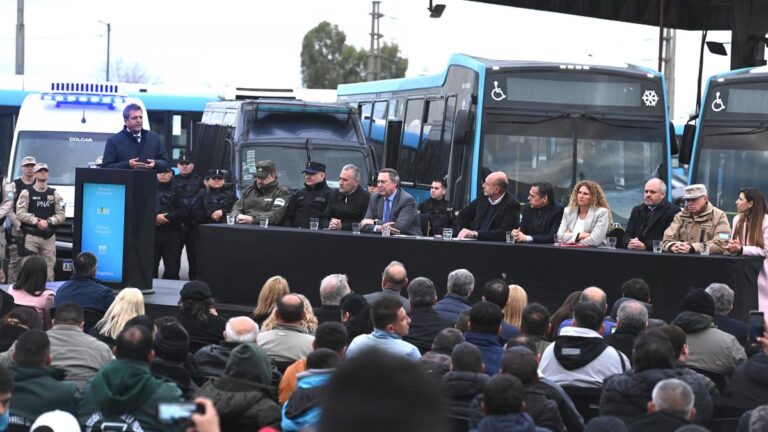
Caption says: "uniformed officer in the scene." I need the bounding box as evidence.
[231,160,290,225]
[283,161,333,228]
[418,179,454,236]
[15,163,65,281]
[325,164,370,230]
[173,155,203,280]
[6,156,37,283]
[155,166,186,280]
[194,169,237,224]
[0,168,15,283]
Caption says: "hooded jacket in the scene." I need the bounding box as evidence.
[441,371,490,425]
[9,366,79,425]
[671,311,746,375]
[469,388,565,432]
[538,327,628,387]
[472,412,549,432]
[281,369,333,431]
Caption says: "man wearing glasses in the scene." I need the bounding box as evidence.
[662,184,730,254]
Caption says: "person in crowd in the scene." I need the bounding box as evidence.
[319,347,446,432]
[704,282,748,346]
[29,409,82,432]
[548,291,581,339]
[89,287,145,347]
[7,156,37,284]
[53,252,115,314]
[0,365,11,430]
[556,180,611,246]
[520,303,552,355]
[346,296,420,361]
[258,294,315,364]
[315,273,351,324]
[16,163,65,281]
[434,268,475,325]
[150,322,198,399]
[457,171,521,241]
[339,293,373,343]
[671,288,746,376]
[623,178,680,250]
[539,302,629,387]
[558,287,617,336]
[195,169,237,224]
[364,260,411,312]
[278,321,347,404]
[600,329,712,425]
[251,275,290,326]
[282,348,341,431]
[481,279,520,342]
[441,342,489,431]
[610,278,659,323]
[626,379,697,431]
[261,292,318,334]
[360,168,422,235]
[0,307,40,352]
[513,181,565,244]
[231,159,291,225]
[726,187,768,311]
[366,173,378,194]
[418,178,454,236]
[727,322,768,404]
[175,281,227,353]
[173,154,204,280]
[421,328,464,380]
[78,325,183,430]
[0,173,12,284]
[464,301,505,375]
[194,316,259,384]
[325,164,370,230]
[662,184,730,254]
[473,374,548,432]
[456,309,472,333]
[605,300,648,363]
[660,324,719,398]
[284,161,333,228]
[504,285,527,329]
[153,165,185,280]
[9,256,55,328]
[404,277,451,354]
[745,405,768,432]
[101,103,169,171]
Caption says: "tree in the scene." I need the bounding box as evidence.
[378,42,408,80]
[95,58,159,83]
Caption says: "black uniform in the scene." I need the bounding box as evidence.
[155,181,186,280]
[194,186,237,224]
[173,173,203,279]
[418,197,453,237]
[283,179,334,228]
[322,186,370,230]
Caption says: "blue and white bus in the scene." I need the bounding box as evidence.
[683,66,768,215]
[338,54,675,224]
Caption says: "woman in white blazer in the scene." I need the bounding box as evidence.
[726,187,768,311]
[557,180,612,246]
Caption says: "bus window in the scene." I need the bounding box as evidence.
[411,97,449,185]
[148,112,167,147]
[359,102,373,136]
[369,101,388,164]
[399,98,425,182]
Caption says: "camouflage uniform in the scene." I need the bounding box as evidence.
[230,160,290,226]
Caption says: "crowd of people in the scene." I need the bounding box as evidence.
[0,256,765,431]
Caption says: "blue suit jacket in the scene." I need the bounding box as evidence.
[363,189,422,236]
[101,128,169,172]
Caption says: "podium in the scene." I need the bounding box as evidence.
[73,168,156,291]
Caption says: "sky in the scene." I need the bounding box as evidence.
[0,0,732,123]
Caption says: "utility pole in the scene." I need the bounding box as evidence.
[367,1,383,81]
[99,21,112,81]
[662,28,677,118]
[15,0,24,75]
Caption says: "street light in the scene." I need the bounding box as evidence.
[98,20,111,81]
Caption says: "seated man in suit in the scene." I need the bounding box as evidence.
[623,178,680,250]
[457,171,521,241]
[512,181,564,244]
[360,168,422,236]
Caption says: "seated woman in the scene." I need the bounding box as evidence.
[0,306,42,351]
[9,256,55,328]
[89,287,145,347]
[557,180,611,247]
[251,276,290,326]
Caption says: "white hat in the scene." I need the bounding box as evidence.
[30,410,81,432]
[683,184,707,200]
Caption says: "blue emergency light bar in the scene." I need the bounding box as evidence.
[40,82,127,109]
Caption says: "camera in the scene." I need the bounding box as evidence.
[157,402,205,426]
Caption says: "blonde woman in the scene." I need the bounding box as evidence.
[88,287,144,347]
[557,180,612,246]
[252,276,290,326]
[504,285,528,328]
[261,293,318,334]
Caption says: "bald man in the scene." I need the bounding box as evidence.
[364,261,411,312]
[623,178,680,250]
[457,171,521,241]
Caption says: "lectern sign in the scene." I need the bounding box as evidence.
[81,183,125,282]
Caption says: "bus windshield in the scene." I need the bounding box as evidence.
[240,145,370,190]
[13,131,111,185]
[693,126,768,214]
[482,115,665,224]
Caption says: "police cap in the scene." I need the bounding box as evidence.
[302,161,326,174]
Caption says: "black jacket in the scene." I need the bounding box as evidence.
[622,200,680,249]
[323,186,370,230]
[714,313,748,347]
[627,411,691,431]
[156,180,186,228]
[314,304,342,324]
[441,371,489,426]
[195,186,238,224]
[150,357,199,399]
[727,351,768,405]
[458,193,521,241]
[173,173,204,220]
[418,197,454,236]
[518,201,565,243]
[284,180,334,228]
[403,305,452,354]
[604,325,642,365]
[102,127,170,172]
[469,387,565,432]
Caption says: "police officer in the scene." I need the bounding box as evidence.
[15,163,65,281]
[325,164,369,230]
[173,155,203,280]
[284,161,333,228]
[418,179,453,236]
[7,156,37,283]
[231,160,290,225]
[155,166,185,280]
[194,169,237,224]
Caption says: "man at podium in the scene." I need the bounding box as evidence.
[101,104,169,172]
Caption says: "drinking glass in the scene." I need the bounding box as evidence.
[652,240,662,253]
[226,215,235,225]
[381,224,391,237]
[352,223,361,235]
[310,218,319,230]
[443,228,453,240]
[259,216,269,228]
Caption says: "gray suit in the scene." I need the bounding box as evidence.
[363,189,422,236]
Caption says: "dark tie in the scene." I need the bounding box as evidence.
[383,198,392,223]
[134,134,141,143]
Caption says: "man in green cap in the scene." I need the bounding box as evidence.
[231,160,291,226]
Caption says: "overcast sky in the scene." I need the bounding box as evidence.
[0,0,732,122]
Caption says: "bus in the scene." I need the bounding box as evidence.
[337,54,676,225]
[681,66,768,215]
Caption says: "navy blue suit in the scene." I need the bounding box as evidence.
[54,275,116,313]
[102,127,169,172]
